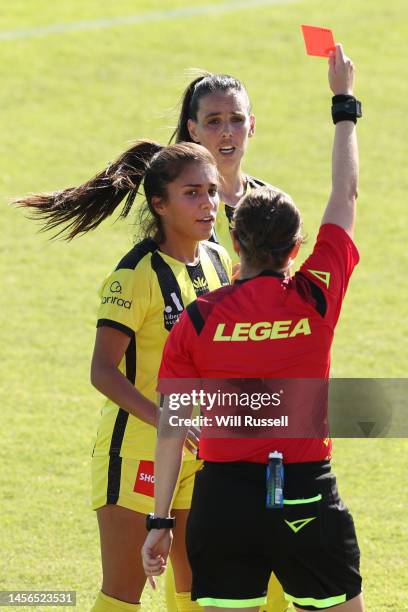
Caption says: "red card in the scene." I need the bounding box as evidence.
[301,25,335,57]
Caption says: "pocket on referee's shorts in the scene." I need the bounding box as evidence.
[280,495,323,549]
[320,498,360,560]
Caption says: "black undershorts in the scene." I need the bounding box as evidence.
[186,460,362,610]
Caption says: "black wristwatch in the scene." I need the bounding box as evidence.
[332,95,362,124]
[146,513,176,531]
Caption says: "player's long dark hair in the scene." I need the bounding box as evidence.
[13,141,216,241]
[170,73,251,143]
[234,187,306,270]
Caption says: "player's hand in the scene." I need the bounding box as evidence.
[142,529,173,588]
[184,424,200,454]
[328,44,354,95]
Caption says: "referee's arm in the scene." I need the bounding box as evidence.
[322,43,359,239]
[141,395,194,585]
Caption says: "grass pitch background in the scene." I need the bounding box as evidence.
[1,0,407,609]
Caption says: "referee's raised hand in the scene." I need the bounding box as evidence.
[323,43,360,238]
[328,43,355,95]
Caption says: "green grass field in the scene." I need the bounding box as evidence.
[1,1,407,610]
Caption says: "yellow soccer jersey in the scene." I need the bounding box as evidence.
[212,175,285,264]
[93,238,231,460]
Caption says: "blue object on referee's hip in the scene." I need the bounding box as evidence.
[266,451,284,509]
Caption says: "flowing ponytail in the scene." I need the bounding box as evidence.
[14,140,216,243]
[13,140,163,240]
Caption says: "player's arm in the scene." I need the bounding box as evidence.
[321,44,359,239]
[90,326,158,427]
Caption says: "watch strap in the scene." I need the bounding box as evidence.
[331,95,362,124]
[146,513,176,531]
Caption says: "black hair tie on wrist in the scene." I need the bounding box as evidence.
[331,95,362,124]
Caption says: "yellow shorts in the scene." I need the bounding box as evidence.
[91,455,203,513]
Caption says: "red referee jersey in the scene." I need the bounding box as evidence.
[158,224,359,463]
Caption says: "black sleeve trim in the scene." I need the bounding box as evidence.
[115,237,157,271]
[246,174,268,188]
[297,274,327,317]
[96,319,134,338]
[246,175,291,199]
[186,301,205,335]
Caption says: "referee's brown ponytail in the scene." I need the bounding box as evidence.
[170,73,251,144]
[13,141,216,243]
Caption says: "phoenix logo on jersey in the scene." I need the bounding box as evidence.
[213,318,311,341]
[192,276,209,295]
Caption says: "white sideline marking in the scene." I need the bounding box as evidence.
[0,0,296,41]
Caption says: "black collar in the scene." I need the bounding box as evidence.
[235,269,285,284]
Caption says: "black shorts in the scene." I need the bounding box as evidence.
[186,460,362,610]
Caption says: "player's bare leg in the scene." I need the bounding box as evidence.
[97,506,147,603]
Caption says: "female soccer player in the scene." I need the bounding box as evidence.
[169,71,289,612]
[14,141,231,612]
[171,72,285,267]
[142,44,365,612]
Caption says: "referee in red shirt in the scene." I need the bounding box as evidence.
[143,44,364,612]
